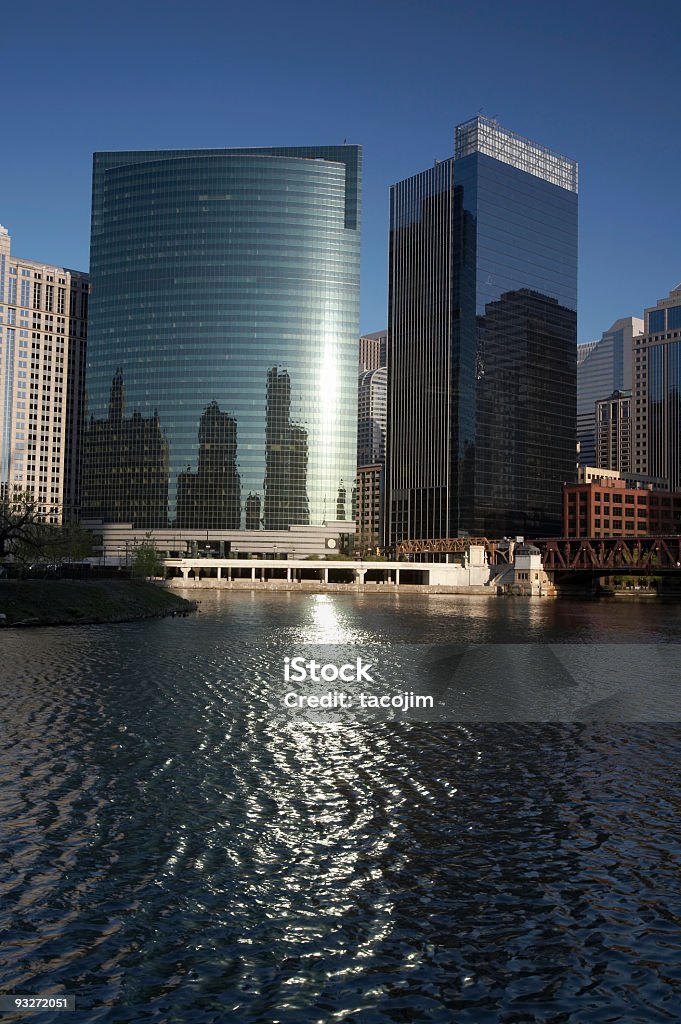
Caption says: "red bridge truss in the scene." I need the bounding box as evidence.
[396,536,681,572]
[535,536,681,572]
[396,537,511,562]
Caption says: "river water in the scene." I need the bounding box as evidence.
[1,591,681,1022]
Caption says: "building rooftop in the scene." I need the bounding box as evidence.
[454,115,578,193]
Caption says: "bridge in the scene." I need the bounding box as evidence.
[534,536,681,575]
[396,537,512,562]
[396,535,681,577]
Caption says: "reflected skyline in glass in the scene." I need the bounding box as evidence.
[84,145,361,532]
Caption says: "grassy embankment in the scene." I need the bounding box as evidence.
[0,579,196,627]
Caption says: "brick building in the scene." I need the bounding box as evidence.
[564,475,681,538]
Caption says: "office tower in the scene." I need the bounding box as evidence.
[357,366,387,467]
[577,317,642,466]
[359,330,387,371]
[0,224,88,523]
[634,284,681,489]
[355,365,387,547]
[355,464,383,551]
[595,389,632,474]
[387,116,578,544]
[82,145,361,555]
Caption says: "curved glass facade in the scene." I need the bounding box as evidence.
[83,146,361,532]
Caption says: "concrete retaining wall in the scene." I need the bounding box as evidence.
[162,579,495,596]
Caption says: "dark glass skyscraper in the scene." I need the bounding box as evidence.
[387,116,578,543]
[635,285,681,491]
[83,145,360,536]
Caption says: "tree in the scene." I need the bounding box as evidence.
[1,492,95,571]
[131,536,164,580]
[0,492,55,562]
[43,522,93,563]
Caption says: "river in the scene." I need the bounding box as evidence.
[1,591,680,1022]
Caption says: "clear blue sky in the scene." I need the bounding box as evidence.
[3,0,679,341]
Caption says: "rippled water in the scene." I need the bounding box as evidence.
[1,592,681,1022]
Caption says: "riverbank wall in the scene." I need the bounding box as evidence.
[164,578,495,595]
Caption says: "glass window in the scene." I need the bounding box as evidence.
[668,305,681,330]
[649,309,665,333]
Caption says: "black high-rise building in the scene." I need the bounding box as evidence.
[387,116,578,543]
[475,289,576,536]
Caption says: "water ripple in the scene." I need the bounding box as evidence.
[0,599,680,1021]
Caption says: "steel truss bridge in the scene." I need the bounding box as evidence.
[535,536,681,574]
[396,537,512,562]
[397,536,681,575]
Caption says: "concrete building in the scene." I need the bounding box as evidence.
[86,520,354,563]
[359,330,387,371]
[387,116,578,543]
[595,389,632,474]
[159,544,558,597]
[577,317,642,467]
[163,544,495,593]
[633,284,681,490]
[577,466,621,484]
[0,225,88,522]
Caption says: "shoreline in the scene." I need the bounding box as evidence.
[165,581,681,602]
[0,580,198,628]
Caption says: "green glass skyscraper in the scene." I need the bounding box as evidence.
[83,145,360,549]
